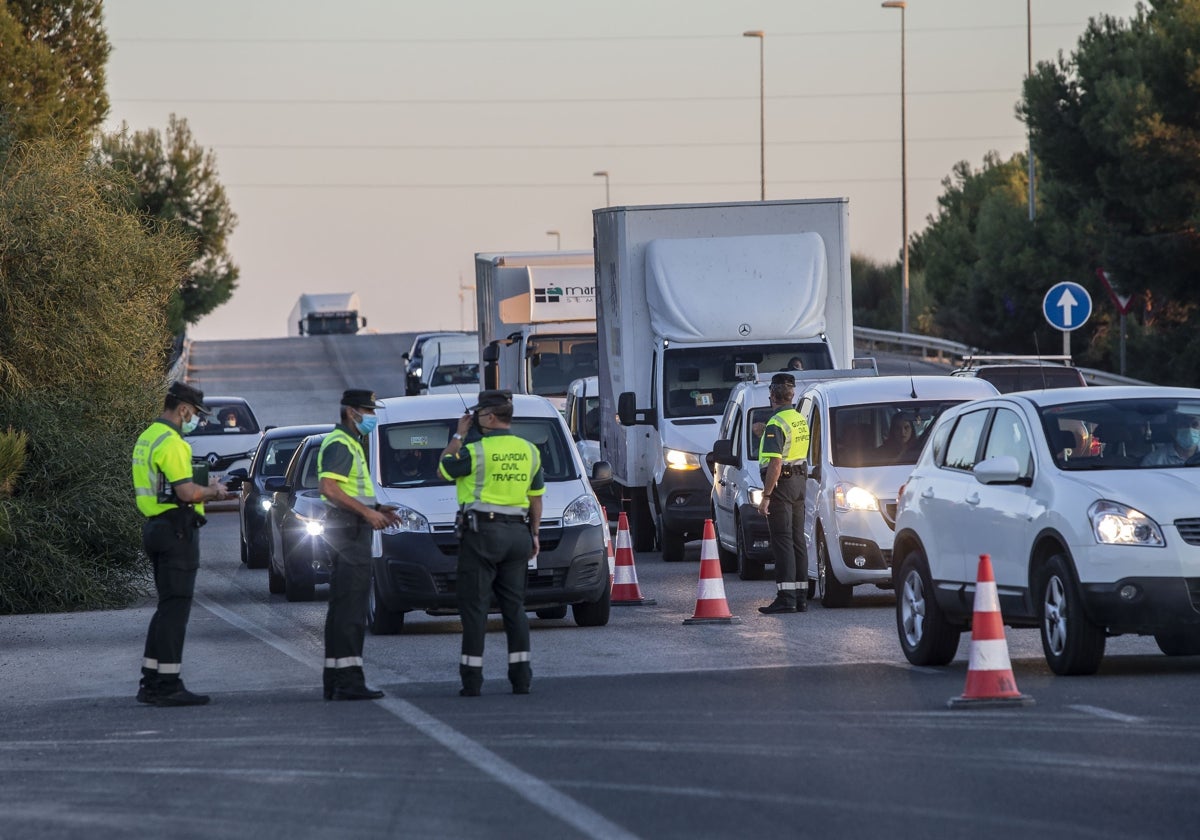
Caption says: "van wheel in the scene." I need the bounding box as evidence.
[536,606,568,620]
[895,548,960,666]
[368,571,405,635]
[626,487,656,552]
[1039,554,1106,675]
[713,506,738,573]
[736,516,764,580]
[573,580,611,627]
[818,537,853,608]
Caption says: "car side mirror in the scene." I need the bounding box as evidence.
[590,460,613,488]
[401,352,410,361]
[974,455,1024,485]
[263,476,289,493]
[711,438,741,469]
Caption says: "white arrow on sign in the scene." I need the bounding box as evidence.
[1056,286,1080,328]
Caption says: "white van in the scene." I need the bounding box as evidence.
[798,375,999,607]
[366,394,612,633]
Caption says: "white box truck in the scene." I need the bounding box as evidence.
[594,199,854,561]
[288,292,367,337]
[474,251,597,411]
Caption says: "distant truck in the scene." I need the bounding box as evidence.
[288,293,367,337]
[474,251,597,411]
[594,199,855,560]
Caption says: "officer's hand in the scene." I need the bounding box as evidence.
[209,478,231,501]
[530,534,540,560]
[758,496,770,516]
[456,413,473,438]
[363,508,390,530]
[379,504,403,528]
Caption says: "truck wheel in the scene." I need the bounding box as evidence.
[535,606,569,620]
[1154,630,1200,656]
[895,548,960,666]
[572,580,611,627]
[368,571,405,635]
[284,554,316,602]
[818,537,853,608]
[1039,554,1105,675]
[713,505,738,573]
[626,487,656,553]
[736,516,764,581]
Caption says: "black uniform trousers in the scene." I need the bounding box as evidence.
[141,511,200,687]
[456,519,533,691]
[765,470,808,605]
[323,510,373,691]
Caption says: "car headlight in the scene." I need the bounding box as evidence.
[382,504,430,535]
[562,493,603,527]
[749,488,764,507]
[303,518,324,537]
[835,483,879,512]
[663,447,702,471]
[410,365,422,378]
[1089,500,1164,546]
[259,497,273,512]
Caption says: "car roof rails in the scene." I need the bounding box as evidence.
[852,357,879,374]
[735,362,761,382]
[958,354,1075,368]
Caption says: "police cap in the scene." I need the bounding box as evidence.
[770,373,796,388]
[470,389,514,411]
[167,381,210,415]
[341,389,383,409]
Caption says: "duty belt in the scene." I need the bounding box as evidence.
[477,512,528,524]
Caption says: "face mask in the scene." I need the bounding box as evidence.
[181,411,200,435]
[355,413,378,435]
[1176,428,1200,449]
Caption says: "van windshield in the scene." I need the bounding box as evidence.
[663,343,832,418]
[378,417,578,487]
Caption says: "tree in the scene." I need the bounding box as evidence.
[97,115,239,335]
[850,253,901,330]
[0,0,110,146]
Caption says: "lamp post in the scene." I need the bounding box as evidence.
[546,230,561,250]
[743,30,765,201]
[1026,0,1036,221]
[593,170,610,207]
[882,1,909,334]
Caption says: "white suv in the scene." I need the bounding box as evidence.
[797,376,998,607]
[893,386,1200,675]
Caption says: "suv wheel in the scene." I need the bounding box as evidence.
[818,535,853,608]
[1039,554,1105,675]
[736,515,764,581]
[896,548,960,666]
[368,570,405,635]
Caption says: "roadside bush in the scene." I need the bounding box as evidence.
[0,140,190,613]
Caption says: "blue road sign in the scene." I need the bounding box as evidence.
[1043,281,1092,332]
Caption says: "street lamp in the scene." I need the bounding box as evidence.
[743,30,765,201]
[1026,0,1036,221]
[546,230,561,250]
[593,170,610,207]
[882,1,909,334]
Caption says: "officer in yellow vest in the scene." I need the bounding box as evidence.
[318,389,401,701]
[757,373,812,614]
[438,390,545,696]
[131,381,232,706]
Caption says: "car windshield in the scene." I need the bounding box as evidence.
[378,417,578,487]
[831,400,967,468]
[190,402,259,435]
[663,343,832,418]
[1039,397,1200,470]
[527,335,597,397]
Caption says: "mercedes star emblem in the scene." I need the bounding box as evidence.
[738,323,752,337]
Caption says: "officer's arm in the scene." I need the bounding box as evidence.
[527,494,543,558]
[174,480,228,504]
[319,476,387,527]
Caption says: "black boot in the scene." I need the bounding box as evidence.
[136,674,161,705]
[758,594,797,614]
[154,679,211,707]
[330,667,384,701]
[460,664,483,697]
[508,662,532,695]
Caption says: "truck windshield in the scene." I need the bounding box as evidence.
[528,335,598,397]
[306,313,359,335]
[663,343,833,418]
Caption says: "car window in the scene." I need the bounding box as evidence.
[807,404,822,467]
[729,409,743,458]
[929,417,953,465]
[943,409,990,471]
[976,367,1086,393]
[1038,396,1200,470]
[983,408,1033,478]
[259,436,304,478]
[830,400,973,468]
[300,446,321,490]
[748,407,774,460]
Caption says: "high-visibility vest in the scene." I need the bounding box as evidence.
[318,427,376,505]
[758,407,811,470]
[132,420,202,517]
[454,434,542,515]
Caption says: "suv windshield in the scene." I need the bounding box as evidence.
[831,400,968,468]
[664,343,833,418]
[378,417,578,487]
[1039,397,1200,470]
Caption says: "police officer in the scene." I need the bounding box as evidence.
[757,373,812,614]
[438,390,545,697]
[318,389,401,701]
[131,381,232,706]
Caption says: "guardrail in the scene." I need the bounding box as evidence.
[852,326,1150,387]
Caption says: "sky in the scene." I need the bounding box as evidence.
[100,0,1144,341]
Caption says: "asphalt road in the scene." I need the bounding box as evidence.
[3,334,1197,839]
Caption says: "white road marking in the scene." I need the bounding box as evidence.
[1068,704,1144,724]
[195,593,639,840]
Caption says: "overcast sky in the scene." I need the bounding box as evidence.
[100,0,1142,341]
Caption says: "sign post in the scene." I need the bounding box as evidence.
[1042,281,1092,360]
[1096,268,1136,376]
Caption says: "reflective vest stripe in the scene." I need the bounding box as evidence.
[758,408,810,468]
[457,435,540,512]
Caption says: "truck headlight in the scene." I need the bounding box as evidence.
[1089,500,1164,546]
[835,483,879,512]
[663,447,702,471]
[382,504,430,535]
[749,488,764,507]
[562,494,603,527]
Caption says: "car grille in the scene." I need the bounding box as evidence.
[430,523,563,556]
[882,500,898,530]
[1175,518,1200,546]
[431,568,569,596]
[193,452,250,471]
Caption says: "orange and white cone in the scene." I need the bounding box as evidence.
[611,511,656,606]
[948,554,1034,709]
[683,520,741,625]
[605,531,615,591]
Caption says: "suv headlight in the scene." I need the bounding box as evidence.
[835,483,879,512]
[663,447,702,471]
[1089,500,1164,546]
[382,504,431,535]
[562,493,603,527]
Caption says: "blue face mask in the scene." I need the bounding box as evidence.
[1176,427,1200,449]
[355,413,378,435]
[181,412,200,435]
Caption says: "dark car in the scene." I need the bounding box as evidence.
[950,356,1086,393]
[228,423,334,568]
[263,433,333,602]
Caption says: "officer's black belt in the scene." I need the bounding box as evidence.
[474,512,528,523]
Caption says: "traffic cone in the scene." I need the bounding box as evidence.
[683,520,741,625]
[948,554,1034,709]
[605,531,615,591]
[611,511,656,606]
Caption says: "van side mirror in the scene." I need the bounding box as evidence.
[711,438,741,469]
[590,460,613,488]
[617,391,655,426]
[482,342,499,363]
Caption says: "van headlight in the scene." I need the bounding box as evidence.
[835,483,879,512]
[1089,500,1164,546]
[663,447,702,471]
[562,494,603,527]
[382,504,430,535]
